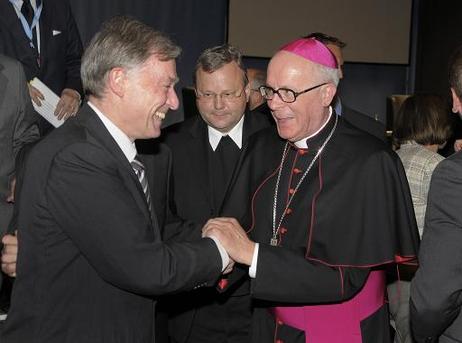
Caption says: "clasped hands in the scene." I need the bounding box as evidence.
[202,218,255,274]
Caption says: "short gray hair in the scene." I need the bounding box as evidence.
[193,44,248,87]
[81,16,181,98]
[317,64,340,86]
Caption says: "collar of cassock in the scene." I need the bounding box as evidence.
[291,107,335,150]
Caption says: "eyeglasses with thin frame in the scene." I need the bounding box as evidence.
[259,83,327,103]
[195,88,246,102]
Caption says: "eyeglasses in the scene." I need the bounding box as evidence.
[259,83,327,103]
[195,88,246,102]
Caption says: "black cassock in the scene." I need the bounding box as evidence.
[222,113,419,343]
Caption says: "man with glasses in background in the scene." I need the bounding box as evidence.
[203,37,419,343]
[160,44,271,343]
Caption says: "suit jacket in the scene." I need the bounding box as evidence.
[342,105,387,142]
[411,151,462,343]
[1,104,222,343]
[0,0,83,134]
[0,54,39,235]
[161,110,272,343]
[0,0,82,95]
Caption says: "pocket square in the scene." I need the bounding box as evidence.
[52,30,61,36]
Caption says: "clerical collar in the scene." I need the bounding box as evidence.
[88,102,137,163]
[208,114,245,151]
[294,107,333,149]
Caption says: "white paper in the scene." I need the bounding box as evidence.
[30,78,64,128]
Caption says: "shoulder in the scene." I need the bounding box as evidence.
[432,152,462,182]
[342,105,386,140]
[335,116,389,156]
[163,116,203,146]
[0,54,23,79]
[0,54,20,70]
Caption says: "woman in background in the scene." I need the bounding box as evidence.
[389,94,452,343]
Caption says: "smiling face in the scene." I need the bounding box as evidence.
[195,61,249,133]
[266,51,336,142]
[120,55,179,139]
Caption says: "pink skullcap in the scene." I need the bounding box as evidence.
[280,38,338,69]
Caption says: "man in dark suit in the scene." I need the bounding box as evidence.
[410,45,462,343]
[0,16,227,343]
[0,54,39,307]
[0,54,39,242]
[304,32,386,141]
[161,45,272,343]
[0,0,83,133]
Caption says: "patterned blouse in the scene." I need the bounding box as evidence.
[397,141,444,238]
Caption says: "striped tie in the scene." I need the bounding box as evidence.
[131,156,152,211]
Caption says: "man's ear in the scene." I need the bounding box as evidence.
[451,88,462,114]
[244,83,251,103]
[107,67,127,98]
[321,83,337,107]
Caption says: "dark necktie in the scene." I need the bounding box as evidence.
[131,156,152,211]
[21,0,34,26]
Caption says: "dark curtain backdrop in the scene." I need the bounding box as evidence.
[68,0,227,125]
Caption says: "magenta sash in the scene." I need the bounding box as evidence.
[272,270,386,342]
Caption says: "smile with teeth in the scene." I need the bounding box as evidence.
[154,111,165,120]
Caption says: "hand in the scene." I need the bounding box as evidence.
[203,218,255,266]
[28,84,45,106]
[55,88,81,120]
[454,139,462,152]
[6,177,16,203]
[1,233,18,277]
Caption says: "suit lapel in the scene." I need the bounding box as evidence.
[80,104,152,224]
[187,117,213,207]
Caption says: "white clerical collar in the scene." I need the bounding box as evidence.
[208,114,245,151]
[88,102,137,163]
[294,107,333,149]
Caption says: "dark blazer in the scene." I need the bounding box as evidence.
[0,54,39,302]
[0,55,39,236]
[0,0,83,96]
[342,105,386,142]
[161,110,272,343]
[1,104,222,343]
[411,152,462,343]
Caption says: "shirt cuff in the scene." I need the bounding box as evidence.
[208,236,230,272]
[249,243,259,278]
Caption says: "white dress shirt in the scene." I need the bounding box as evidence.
[208,113,245,151]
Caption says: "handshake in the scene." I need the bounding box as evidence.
[0,218,257,278]
[202,218,256,270]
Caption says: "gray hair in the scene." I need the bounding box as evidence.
[449,45,462,98]
[193,44,248,87]
[81,16,181,98]
[316,64,340,86]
